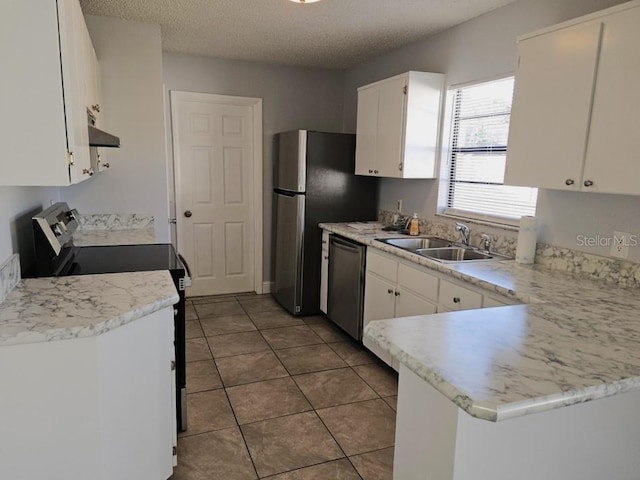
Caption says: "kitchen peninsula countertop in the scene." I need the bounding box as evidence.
[0,271,178,347]
[320,222,640,421]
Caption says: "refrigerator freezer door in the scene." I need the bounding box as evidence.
[273,192,305,314]
[275,130,307,193]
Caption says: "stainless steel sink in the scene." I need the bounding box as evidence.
[378,236,453,252]
[377,235,512,263]
[416,247,512,263]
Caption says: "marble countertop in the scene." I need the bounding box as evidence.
[73,228,157,246]
[0,271,179,347]
[320,222,640,422]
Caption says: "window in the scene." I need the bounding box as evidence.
[444,77,537,223]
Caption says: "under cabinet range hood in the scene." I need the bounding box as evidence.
[87,110,120,148]
[88,124,120,148]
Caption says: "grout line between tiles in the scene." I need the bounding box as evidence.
[182,293,394,479]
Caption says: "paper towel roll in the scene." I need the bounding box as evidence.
[516,216,538,264]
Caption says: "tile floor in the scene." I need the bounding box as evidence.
[171,293,398,480]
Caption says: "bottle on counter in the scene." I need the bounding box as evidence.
[408,213,420,236]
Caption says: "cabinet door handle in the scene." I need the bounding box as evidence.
[91,104,101,113]
[453,297,461,304]
[324,255,329,259]
[102,163,110,168]
[394,291,400,297]
[82,168,94,176]
[369,169,373,174]
[583,180,594,187]
[374,170,379,174]
[387,288,394,294]
[565,179,574,186]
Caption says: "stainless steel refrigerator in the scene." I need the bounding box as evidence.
[273,130,378,315]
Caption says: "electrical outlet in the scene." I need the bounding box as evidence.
[397,199,403,212]
[610,231,631,259]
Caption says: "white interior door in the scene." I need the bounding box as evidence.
[172,93,261,296]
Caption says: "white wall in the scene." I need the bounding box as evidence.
[162,53,345,281]
[59,16,170,242]
[0,188,58,264]
[343,0,640,261]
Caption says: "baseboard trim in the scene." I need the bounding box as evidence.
[262,281,274,294]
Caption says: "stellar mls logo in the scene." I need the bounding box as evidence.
[576,234,638,248]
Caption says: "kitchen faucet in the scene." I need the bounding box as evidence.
[455,222,470,246]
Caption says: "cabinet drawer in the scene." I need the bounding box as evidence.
[439,279,483,312]
[397,263,438,302]
[367,250,398,282]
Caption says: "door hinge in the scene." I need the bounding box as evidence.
[403,85,408,94]
[398,163,403,172]
[173,446,177,456]
[67,151,75,166]
[171,360,176,371]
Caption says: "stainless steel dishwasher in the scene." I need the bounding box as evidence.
[327,235,366,341]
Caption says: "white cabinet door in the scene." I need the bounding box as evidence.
[355,72,443,179]
[363,272,396,326]
[59,0,92,184]
[505,20,602,190]
[395,287,437,318]
[363,272,396,368]
[376,75,407,178]
[397,263,439,303]
[582,7,640,195]
[355,86,379,175]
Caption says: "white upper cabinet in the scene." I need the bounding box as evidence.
[505,1,640,195]
[355,71,444,179]
[0,0,102,186]
[581,6,640,195]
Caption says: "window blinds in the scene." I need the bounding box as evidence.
[447,77,537,220]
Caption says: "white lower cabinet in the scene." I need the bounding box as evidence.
[0,308,176,480]
[363,250,438,370]
[363,248,517,370]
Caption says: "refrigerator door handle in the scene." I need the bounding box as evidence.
[274,188,298,197]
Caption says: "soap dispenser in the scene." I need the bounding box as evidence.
[408,213,420,236]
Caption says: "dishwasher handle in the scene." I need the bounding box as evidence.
[329,236,361,253]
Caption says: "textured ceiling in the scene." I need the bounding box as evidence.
[80,0,519,69]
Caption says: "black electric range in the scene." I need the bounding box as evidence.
[26,203,191,433]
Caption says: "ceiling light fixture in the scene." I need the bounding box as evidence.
[289,0,322,3]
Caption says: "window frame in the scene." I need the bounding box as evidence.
[438,75,537,228]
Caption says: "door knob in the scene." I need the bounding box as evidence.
[184,210,193,218]
[565,179,574,186]
[583,180,594,187]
